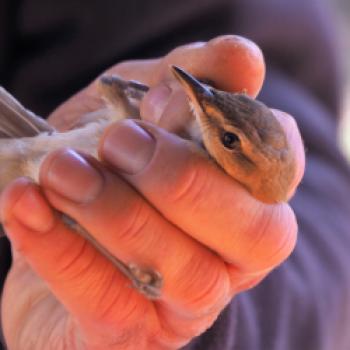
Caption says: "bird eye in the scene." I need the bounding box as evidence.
[221,132,240,149]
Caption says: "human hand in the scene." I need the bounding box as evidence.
[0,36,305,349]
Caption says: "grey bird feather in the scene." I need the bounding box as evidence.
[0,80,165,299]
[0,87,54,138]
[0,78,149,192]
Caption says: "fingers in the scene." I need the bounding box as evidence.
[99,120,301,273]
[0,117,301,346]
[0,178,154,341]
[272,109,305,197]
[37,148,232,312]
[48,35,265,130]
[0,175,235,346]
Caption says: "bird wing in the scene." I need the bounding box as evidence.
[0,86,54,138]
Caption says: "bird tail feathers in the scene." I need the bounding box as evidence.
[0,86,54,138]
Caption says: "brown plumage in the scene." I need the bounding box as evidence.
[171,66,295,203]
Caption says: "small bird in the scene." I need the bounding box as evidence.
[171,66,295,204]
[0,66,296,298]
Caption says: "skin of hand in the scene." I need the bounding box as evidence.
[0,36,305,350]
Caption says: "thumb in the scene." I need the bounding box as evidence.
[49,35,265,131]
[140,35,265,132]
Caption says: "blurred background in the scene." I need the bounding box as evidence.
[336,0,350,158]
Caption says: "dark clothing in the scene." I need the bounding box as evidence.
[1,1,350,349]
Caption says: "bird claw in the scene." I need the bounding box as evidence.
[128,263,163,299]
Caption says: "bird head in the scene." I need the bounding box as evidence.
[171,65,296,203]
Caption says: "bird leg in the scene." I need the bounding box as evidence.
[67,77,163,299]
[0,79,163,299]
[62,215,163,299]
[98,75,149,120]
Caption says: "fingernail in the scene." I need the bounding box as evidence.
[141,83,172,123]
[12,184,56,233]
[101,120,156,174]
[42,149,103,203]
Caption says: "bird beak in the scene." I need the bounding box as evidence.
[171,65,213,110]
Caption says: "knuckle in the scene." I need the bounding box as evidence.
[175,253,231,317]
[96,282,148,329]
[116,199,151,246]
[154,310,219,348]
[241,203,297,272]
[267,204,298,264]
[53,237,97,281]
[271,109,305,196]
[227,265,267,293]
[80,285,150,348]
[170,158,213,212]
